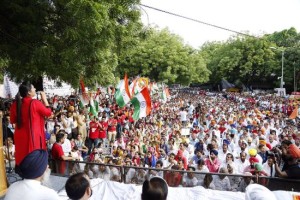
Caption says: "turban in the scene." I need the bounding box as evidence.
[68,106,74,112]
[259,140,266,145]
[254,163,263,172]
[266,143,272,150]
[244,172,252,177]
[223,139,230,146]
[210,150,218,156]
[249,157,259,163]
[248,148,257,156]
[19,150,48,179]
[288,144,300,159]
[245,184,277,200]
[177,150,183,157]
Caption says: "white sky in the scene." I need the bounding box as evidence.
[140,0,300,48]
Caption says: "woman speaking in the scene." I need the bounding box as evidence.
[10,81,52,167]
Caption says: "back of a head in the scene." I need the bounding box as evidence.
[245,184,276,200]
[141,177,168,200]
[65,173,90,200]
[19,81,32,98]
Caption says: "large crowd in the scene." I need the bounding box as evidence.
[3,87,300,192]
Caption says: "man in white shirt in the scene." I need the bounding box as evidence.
[267,135,278,149]
[61,132,72,156]
[5,150,59,200]
[179,107,188,127]
[218,140,231,163]
[235,152,250,174]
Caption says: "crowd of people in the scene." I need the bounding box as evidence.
[3,83,300,193]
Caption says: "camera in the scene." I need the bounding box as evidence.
[266,150,279,158]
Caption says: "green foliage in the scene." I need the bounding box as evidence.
[0,0,141,87]
[266,28,300,91]
[117,28,210,85]
[199,35,281,88]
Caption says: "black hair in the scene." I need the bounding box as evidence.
[197,159,205,166]
[281,140,292,146]
[15,81,32,128]
[156,160,163,166]
[141,177,168,200]
[226,153,234,162]
[65,172,90,200]
[56,133,65,143]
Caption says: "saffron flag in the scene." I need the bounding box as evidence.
[130,87,152,120]
[115,74,131,108]
[289,106,298,119]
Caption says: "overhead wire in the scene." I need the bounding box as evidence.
[139,4,257,38]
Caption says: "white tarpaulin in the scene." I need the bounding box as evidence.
[0,75,73,98]
[57,179,300,200]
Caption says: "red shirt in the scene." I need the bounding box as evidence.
[51,143,64,160]
[107,118,117,131]
[98,121,108,139]
[51,142,66,174]
[89,121,100,139]
[10,97,52,165]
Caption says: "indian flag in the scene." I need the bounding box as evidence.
[130,87,152,120]
[115,74,131,108]
[89,97,98,117]
[79,93,89,109]
[161,87,171,103]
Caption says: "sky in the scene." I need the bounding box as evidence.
[140,0,300,48]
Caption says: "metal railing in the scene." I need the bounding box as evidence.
[49,159,300,192]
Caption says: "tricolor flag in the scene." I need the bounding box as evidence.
[161,85,171,103]
[79,78,89,108]
[89,97,98,117]
[52,95,58,109]
[115,74,131,108]
[130,87,152,120]
[129,77,148,96]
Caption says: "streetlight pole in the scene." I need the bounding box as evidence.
[281,50,284,88]
[270,47,285,88]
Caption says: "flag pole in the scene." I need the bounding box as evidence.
[0,111,8,197]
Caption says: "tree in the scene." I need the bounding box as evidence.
[200,35,278,88]
[117,28,210,85]
[266,28,300,91]
[0,0,142,87]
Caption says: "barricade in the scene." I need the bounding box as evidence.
[49,159,300,192]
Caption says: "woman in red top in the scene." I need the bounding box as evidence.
[10,82,52,166]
